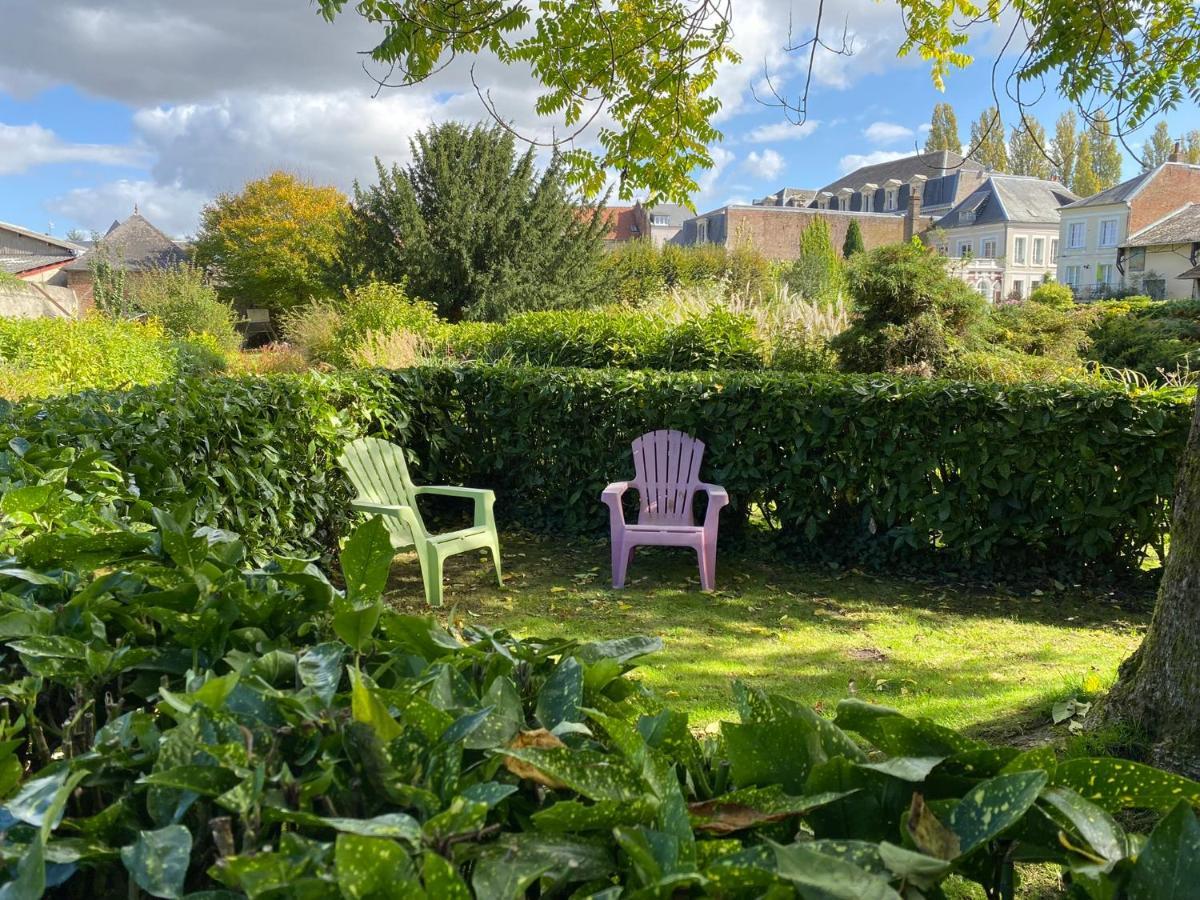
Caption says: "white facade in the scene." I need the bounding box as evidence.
[938,222,1060,300]
[1055,203,1129,296]
[1127,244,1200,298]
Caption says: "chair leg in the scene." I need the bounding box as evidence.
[699,536,717,591]
[488,538,503,587]
[612,535,633,589]
[419,545,445,607]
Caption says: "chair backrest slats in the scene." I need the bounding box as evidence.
[630,429,704,525]
[339,437,425,546]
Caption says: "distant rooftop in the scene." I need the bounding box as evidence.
[1126,203,1200,246]
[938,175,1077,228]
[64,212,188,272]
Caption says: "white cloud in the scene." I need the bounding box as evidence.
[47,179,210,238]
[743,148,784,180]
[863,121,914,145]
[838,150,910,174]
[696,147,735,205]
[918,122,933,135]
[0,122,145,175]
[744,120,820,143]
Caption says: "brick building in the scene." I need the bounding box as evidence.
[64,210,189,309]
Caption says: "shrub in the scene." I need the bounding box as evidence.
[983,300,1094,361]
[834,241,986,375]
[601,240,773,306]
[3,500,1199,898]
[346,328,430,369]
[1086,298,1200,382]
[842,219,865,257]
[131,264,242,353]
[443,307,766,370]
[282,299,345,366]
[1029,280,1076,308]
[0,315,181,399]
[228,342,310,375]
[787,218,843,302]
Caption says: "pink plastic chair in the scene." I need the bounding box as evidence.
[601,429,729,591]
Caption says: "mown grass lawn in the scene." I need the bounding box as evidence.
[383,532,1149,739]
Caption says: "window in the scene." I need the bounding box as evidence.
[957,240,973,257]
[863,193,874,212]
[838,196,848,211]
[1099,219,1118,247]
[885,188,898,211]
[1014,237,1027,264]
[1062,265,1080,286]
[981,238,997,258]
[817,198,828,210]
[1032,238,1045,265]
[1127,247,1146,273]
[651,214,670,226]
[1012,279,1024,298]
[1096,263,1114,285]
[1050,239,1059,262]
[696,220,708,244]
[1067,221,1086,249]
[975,279,991,299]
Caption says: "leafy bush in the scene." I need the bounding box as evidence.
[601,240,772,305]
[1086,298,1200,382]
[285,282,441,368]
[442,308,766,370]
[131,264,242,353]
[983,301,1094,361]
[1,366,1186,576]
[1029,281,1076,309]
[0,316,182,399]
[787,218,843,302]
[1,500,1198,897]
[834,241,986,375]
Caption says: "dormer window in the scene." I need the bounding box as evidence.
[838,196,848,211]
[960,210,975,225]
[651,214,669,226]
[863,193,874,212]
[885,188,898,211]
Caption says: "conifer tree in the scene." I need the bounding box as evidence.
[1142,121,1175,169]
[1009,118,1052,179]
[969,107,1008,172]
[1052,111,1078,188]
[842,220,865,258]
[1089,112,1124,190]
[924,103,962,154]
[1072,134,1101,197]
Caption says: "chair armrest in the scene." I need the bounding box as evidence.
[350,500,423,536]
[697,483,729,530]
[601,482,631,527]
[412,486,496,528]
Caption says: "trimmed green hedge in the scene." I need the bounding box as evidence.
[1,365,1190,576]
[440,308,766,370]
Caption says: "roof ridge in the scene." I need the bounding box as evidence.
[1126,201,1200,242]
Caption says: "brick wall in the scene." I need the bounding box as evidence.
[1129,164,1200,233]
[722,208,934,260]
[66,270,95,315]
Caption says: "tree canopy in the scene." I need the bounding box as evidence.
[193,171,347,313]
[924,102,962,154]
[969,107,1008,172]
[316,0,1200,202]
[341,122,608,322]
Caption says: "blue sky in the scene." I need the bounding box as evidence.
[2,1,1197,238]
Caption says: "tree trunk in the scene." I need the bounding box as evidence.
[1090,393,1200,777]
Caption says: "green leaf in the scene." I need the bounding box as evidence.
[858,756,945,782]
[333,597,382,654]
[334,833,416,899]
[120,825,192,900]
[771,841,902,900]
[1126,801,1200,899]
[949,770,1048,856]
[498,747,645,802]
[575,635,663,664]
[139,766,240,796]
[297,643,345,705]
[348,666,402,743]
[340,516,395,605]
[1039,785,1127,863]
[536,656,583,731]
[463,676,523,750]
[422,852,469,898]
[0,834,44,900]
[1054,758,1200,813]
[532,798,655,832]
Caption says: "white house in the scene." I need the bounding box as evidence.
[933,174,1076,301]
[1121,204,1200,299]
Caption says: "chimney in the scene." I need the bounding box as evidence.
[904,188,923,241]
[1170,141,1183,163]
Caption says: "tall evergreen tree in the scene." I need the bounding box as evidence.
[924,103,962,154]
[1142,121,1175,170]
[340,122,608,321]
[1088,112,1124,190]
[1188,131,1200,165]
[969,107,1008,172]
[842,220,865,258]
[789,218,843,301]
[1009,118,1052,179]
[1052,111,1078,188]
[1072,134,1101,197]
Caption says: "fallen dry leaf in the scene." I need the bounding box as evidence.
[688,800,796,835]
[502,729,568,789]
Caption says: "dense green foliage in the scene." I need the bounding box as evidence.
[0,478,1198,896]
[601,240,773,306]
[834,242,986,375]
[341,123,608,322]
[2,366,1186,578]
[130,264,242,353]
[0,316,221,400]
[841,220,864,258]
[1086,298,1200,382]
[1028,281,1075,310]
[441,308,765,370]
[787,218,843,302]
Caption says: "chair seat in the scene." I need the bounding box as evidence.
[428,525,492,545]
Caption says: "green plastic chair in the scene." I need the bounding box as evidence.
[339,437,501,607]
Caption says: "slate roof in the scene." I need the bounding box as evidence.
[1126,203,1200,246]
[0,252,76,275]
[645,203,688,226]
[64,213,188,272]
[1060,170,1154,209]
[816,150,985,200]
[937,175,1077,228]
[756,187,818,207]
